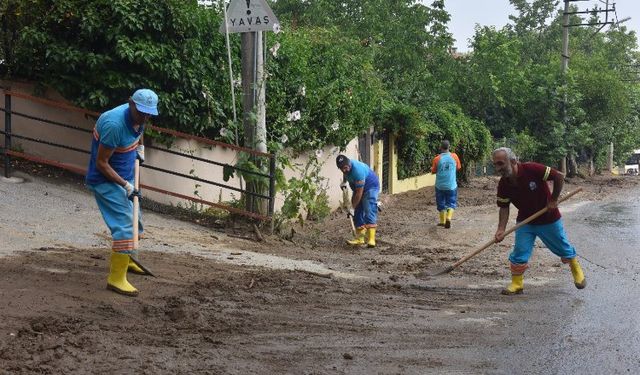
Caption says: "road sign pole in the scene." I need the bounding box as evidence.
[222,0,278,215]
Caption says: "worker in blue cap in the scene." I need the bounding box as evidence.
[86,89,159,296]
[336,154,380,248]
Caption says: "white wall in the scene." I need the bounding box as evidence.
[0,81,95,171]
[141,137,359,212]
[0,82,361,214]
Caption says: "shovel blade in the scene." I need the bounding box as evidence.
[430,265,455,276]
[417,265,455,278]
[130,257,156,277]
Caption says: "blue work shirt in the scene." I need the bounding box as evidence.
[85,104,143,185]
[432,152,461,191]
[347,159,379,192]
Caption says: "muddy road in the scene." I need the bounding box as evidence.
[501,198,640,373]
[0,166,639,374]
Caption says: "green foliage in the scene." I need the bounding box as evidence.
[5,0,234,138]
[375,101,492,180]
[234,154,269,189]
[507,131,542,162]
[272,0,454,99]
[2,0,637,200]
[279,155,330,222]
[266,26,385,152]
[375,102,437,179]
[455,0,640,172]
[422,103,492,180]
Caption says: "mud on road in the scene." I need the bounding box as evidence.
[0,166,638,374]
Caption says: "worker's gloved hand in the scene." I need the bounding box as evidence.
[129,189,142,201]
[376,201,383,212]
[136,144,145,164]
[124,181,135,197]
[347,208,355,218]
[340,181,348,190]
[123,182,141,201]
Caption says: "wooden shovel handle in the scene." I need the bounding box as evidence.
[349,215,357,236]
[445,188,582,272]
[133,159,140,250]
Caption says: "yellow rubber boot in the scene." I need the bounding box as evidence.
[107,253,139,297]
[346,228,366,246]
[366,228,376,248]
[438,211,446,226]
[501,274,524,295]
[569,258,586,289]
[445,209,454,228]
[128,257,146,275]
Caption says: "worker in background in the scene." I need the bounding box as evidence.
[336,155,380,248]
[431,140,461,228]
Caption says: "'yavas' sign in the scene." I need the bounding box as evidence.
[219,0,280,34]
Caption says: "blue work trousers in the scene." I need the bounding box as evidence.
[509,219,576,266]
[354,188,379,229]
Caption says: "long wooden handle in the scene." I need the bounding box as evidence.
[443,188,582,273]
[349,215,357,236]
[133,159,140,250]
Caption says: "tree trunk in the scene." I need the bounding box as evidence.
[559,156,567,174]
[568,153,578,177]
[606,142,614,172]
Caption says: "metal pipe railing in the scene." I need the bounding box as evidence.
[3,93,11,178]
[0,90,278,220]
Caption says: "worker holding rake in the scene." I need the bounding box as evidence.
[336,155,380,248]
[85,89,158,296]
[492,147,586,295]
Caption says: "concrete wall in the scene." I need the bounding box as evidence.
[142,138,359,212]
[0,82,361,213]
[0,81,95,171]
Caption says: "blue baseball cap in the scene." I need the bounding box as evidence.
[131,89,159,116]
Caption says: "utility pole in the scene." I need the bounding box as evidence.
[221,0,279,215]
[560,0,570,174]
[560,0,615,176]
[240,31,268,213]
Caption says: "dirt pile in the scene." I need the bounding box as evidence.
[1,163,639,373]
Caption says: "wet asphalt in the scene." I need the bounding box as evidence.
[2,171,640,373]
[496,194,640,374]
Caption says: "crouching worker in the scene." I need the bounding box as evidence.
[492,147,586,295]
[336,155,380,248]
[85,89,159,296]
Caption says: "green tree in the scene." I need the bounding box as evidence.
[266,26,386,152]
[456,0,639,173]
[7,0,234,137]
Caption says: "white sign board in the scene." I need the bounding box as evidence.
[219,0,279,34]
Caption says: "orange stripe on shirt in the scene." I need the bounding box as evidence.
[451,152,462,170]
[114,141,139,153]
[431,154,441,174]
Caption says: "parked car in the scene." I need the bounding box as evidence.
[624,166,639,175]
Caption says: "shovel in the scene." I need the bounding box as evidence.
[348,212,357,237]
[340,183,357,237]
[132,158,155,277]
[427,188,582,276]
